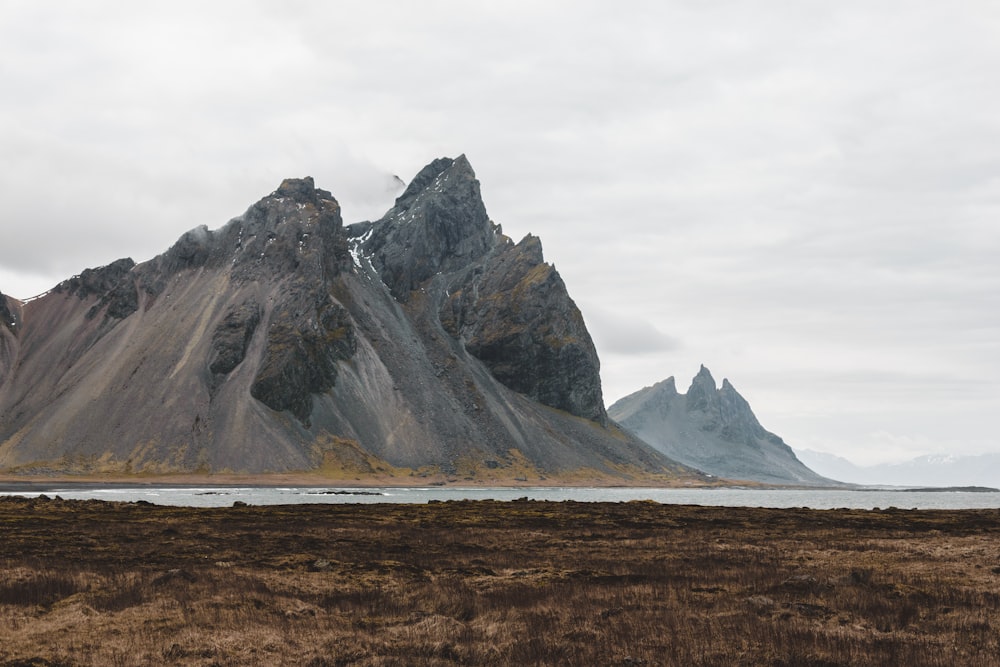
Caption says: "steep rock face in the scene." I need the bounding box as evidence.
[0,291,17,335]
[609,366,838,485]
[439,235,607,424]
[208,300,263,378]
[0,157,691,482]
[0,291,19,388]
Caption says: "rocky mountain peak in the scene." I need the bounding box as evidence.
[275,175,315,198]
[609,367,837,486]
[514,233,544,265]
[340,156,609,426]
[654,376,678,397]
[393,157,457,208]
[364,155,494,301]
[686,364,719,414]
[223,177,346,284]
[684,367,767,437]
[271,176,339,209]
[256,176,341,226]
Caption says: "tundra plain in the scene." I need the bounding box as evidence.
[1,497,998,666]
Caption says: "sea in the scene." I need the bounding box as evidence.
[3,485,1000,510]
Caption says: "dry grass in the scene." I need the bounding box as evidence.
[0,497,998,666]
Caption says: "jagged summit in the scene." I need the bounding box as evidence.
[609,366,838,486]
[392,156,467,208]
[0,156,692,482]
[362,155,494,301]
[686,364,720,414]
[274,176,325,200]
[353,156,608,425]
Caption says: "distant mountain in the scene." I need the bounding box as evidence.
[0,156,700,483]
[609,366,839,486]
[794,449,1000,488]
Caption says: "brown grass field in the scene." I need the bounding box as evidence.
[1,495,998,666]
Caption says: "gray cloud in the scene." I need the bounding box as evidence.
[580,304,682,357]
[2,1,998,464]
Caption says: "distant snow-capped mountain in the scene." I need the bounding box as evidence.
[793,449,1000,487]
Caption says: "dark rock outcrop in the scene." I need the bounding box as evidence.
[230,177,349,284]
[51,257,141,321]
[57,258,136,301]
[0,291,18,388]
[89,274,140,320]
[440,234,607,424]
[609,366,838,485]
[208,300,263,377]
[250,296,356,424]
[225,177,357,424]
[0,156,690,481]
[0,291,16,335]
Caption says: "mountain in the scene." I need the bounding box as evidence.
[0,155,701,484]
[609,366,838,486]
[794,449,1000,488]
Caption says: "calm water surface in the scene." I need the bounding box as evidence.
[6,486,1000,510]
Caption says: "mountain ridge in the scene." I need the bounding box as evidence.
[609,366,839,486]
[0,156,701,484]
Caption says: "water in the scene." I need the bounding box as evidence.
[4,485,1000,510]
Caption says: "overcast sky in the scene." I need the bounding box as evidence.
[2,1,998,465]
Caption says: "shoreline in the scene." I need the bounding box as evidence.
[0,473,991,494]
[0,471,737,491]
